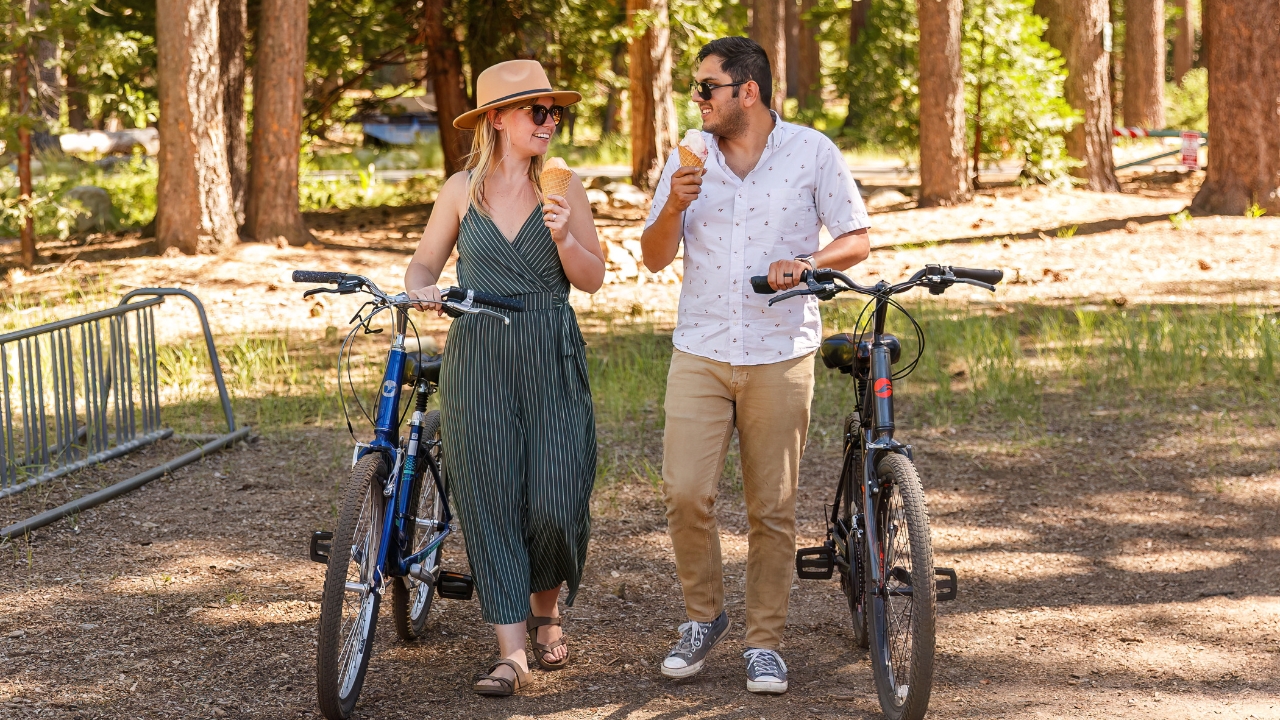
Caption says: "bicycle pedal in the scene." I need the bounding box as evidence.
[310,530,333,564]
[795,545,835,580]
[435,571,475,600]
[934,567,958,602]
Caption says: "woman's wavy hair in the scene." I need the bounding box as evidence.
[464,106,545,218]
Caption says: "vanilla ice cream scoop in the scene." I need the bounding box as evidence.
[678,130,708,168]
[540,157,574,199]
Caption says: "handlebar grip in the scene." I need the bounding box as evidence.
[292,270,349,284]
[470,290,525,312]
[950,267,1004,285]
[442,287,525,312]
[750,276,776,294]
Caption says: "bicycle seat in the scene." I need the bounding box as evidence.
[401,352,442,386]
[820,333,901,372]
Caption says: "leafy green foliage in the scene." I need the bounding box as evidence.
[1165,67,1207,132]
[964,0,1077,185]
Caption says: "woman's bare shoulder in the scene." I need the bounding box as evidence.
[435,171,471,219]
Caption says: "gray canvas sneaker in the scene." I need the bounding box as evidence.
[660,610,730,679]
[743,648,788,694]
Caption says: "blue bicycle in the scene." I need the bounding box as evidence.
[294,270,522,720]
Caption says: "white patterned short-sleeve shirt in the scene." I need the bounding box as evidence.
[645,114,871,366]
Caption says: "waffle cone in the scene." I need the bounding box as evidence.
[540,168,574,199]
[678,146,706,169]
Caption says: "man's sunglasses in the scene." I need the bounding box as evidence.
[513,104,565,126]
[690,80,748,101]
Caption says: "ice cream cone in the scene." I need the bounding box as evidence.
[540,167,574,199]
[678,145,705,169]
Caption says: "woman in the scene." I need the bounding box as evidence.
[404,60,605,697]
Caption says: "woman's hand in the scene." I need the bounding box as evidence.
[407,285,444,315]
[543,195,571,245]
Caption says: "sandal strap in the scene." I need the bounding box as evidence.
[472,672,515,693]
[532,636,567,653]
[488,658,529,686]
[526,614,562,630]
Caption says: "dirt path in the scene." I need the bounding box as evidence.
[1,185,1278,719]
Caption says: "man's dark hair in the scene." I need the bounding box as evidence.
[695,37,773,109]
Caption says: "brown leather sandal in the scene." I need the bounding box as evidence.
[472,658,531,697]
[526,615,570,670]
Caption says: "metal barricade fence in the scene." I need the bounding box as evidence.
[0,288,249,540]
[0,296,168,499]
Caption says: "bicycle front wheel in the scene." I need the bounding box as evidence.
[317,454,387,720]
[867,453,936,720]
[392,410,444,640]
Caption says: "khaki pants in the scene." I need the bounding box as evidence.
[661,349,814,650]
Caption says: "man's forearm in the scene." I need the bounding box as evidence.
[640,205,684,272]
[812,228,870,271]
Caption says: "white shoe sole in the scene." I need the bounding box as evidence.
[661,658,706,679]
[746,679,789,694]
[660,620,731,679]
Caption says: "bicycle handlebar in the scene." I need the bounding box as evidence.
[440,287,525,313]
[292,270,355,284]
[950,267,1004,285]
[749,264,1002,304]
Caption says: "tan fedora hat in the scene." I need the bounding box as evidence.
[452,60,582,130]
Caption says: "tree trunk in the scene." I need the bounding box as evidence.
[1171,0,1195,83]
[29,0,61,128]
[785,0,798,99]
[156,0,239,255]
[220,0,248,228]
[627,0,678,191]
[244,0,313,246]
[423,0,474,175]
[796,0,822,111]
[1123,0,1165,128]
[749,0,787,114]
[1191,0,1280,215]
[600,42,627,135]
[918,0,969,205]
[64,36,90,131]
[843,0,870,128]
[1036,0,1120,191]
[15,45,36,269]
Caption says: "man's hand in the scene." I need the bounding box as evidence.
[767,258,810,291]
[664,166,704,213]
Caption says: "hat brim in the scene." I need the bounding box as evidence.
[452,90,583,130]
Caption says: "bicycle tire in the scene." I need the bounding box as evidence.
[838,422,870,649]
[317,454,387,720]
[866,453,936,720]
[392,410,444,640]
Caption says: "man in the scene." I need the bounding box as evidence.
[640,37,871,695]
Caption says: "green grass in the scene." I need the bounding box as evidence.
[6,298,1272,483]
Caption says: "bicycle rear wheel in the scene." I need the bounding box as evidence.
[317,454,387,720]
[837,424,870,649]
[867,453,936,720]
[392,410,444,640]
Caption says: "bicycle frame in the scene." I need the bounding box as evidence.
[829,285,914,625]
[361,308,454,591]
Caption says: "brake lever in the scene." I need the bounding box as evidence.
[767,287,814,306]
[443,302,511,325]
[956,278,997,292]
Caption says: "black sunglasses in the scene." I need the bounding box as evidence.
[513,104,565,126]
[690,80,748,101]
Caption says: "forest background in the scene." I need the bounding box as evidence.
[0,0,1232,267]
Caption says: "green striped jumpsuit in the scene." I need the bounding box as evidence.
[440,204,597,625]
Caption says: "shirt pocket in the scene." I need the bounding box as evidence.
[768,189,818,239]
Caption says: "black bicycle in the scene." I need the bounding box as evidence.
[752,264,1002,720]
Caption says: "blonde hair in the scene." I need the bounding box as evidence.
[464,107,545,218]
